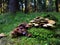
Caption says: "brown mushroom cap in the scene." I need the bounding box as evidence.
[26,24,30,28]
[34,19,40,23]
[27,34,32,37]
[48,20,56,25]
[35,16,40,19]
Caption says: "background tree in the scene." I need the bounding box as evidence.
[9,0,19,13]
[25,0,28,13]
[20,0,23,12]
[47,0,54,12]
[55,0,59,12]
[34,0,37,12]
[38,0,46,12]
[0,0,2,14]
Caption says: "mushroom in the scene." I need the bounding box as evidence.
[35,16,40,19]
[27,34,32,37]
[45,18,49,21]
[28,23,33,27]
[34,19,40,24]
[30,20,35,23]
[48,20,56,25]
[43,23,55,28]
[47,23,54,27]
[43,24,48,27]
[34,23,39,27]
[25,24,31,29]
[0,33,6,38]
[39,17,44,20]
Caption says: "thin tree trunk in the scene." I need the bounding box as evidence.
[55,0,59,12]
[20,0,23,12]
[0,0,2,13]
[34,0,37,12]
[25,0,28,13]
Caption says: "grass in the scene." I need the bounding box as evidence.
[0,12,60,45]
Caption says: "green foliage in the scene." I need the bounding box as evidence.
[0,12,60,45]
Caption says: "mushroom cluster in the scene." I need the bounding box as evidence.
[11,23,32,38]
[28,16,56,28]
[11,16,56,38]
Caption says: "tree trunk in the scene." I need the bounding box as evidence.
[25,0,28,13]
[9,0,19,13]
[34,0,37,12]
[55,0,59,12]
[20,0,23,12]
[38,0,46,12]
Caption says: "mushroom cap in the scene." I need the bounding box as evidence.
[43,23,55,28]
[34,19,40,23]
[45,18,49,21]
[35,16,40,19]
[34,23,39,27]
[27,34,32,37]
[30,20,35,23]
[40,17,44,20]
[28,23,32,25]
[28,23,33,26]
[43,24,48,27]
[0,33,6,37]
[25,24,29,28]
[32,23,36,25]
[48,20,56,25]
[47,23,54,27]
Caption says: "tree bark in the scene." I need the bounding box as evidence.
[55,0,59,12]
[25,0,28,13]
[34,0,37,12]
[9,0,19,13]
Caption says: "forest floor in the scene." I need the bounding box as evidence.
[0,12,60,45]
